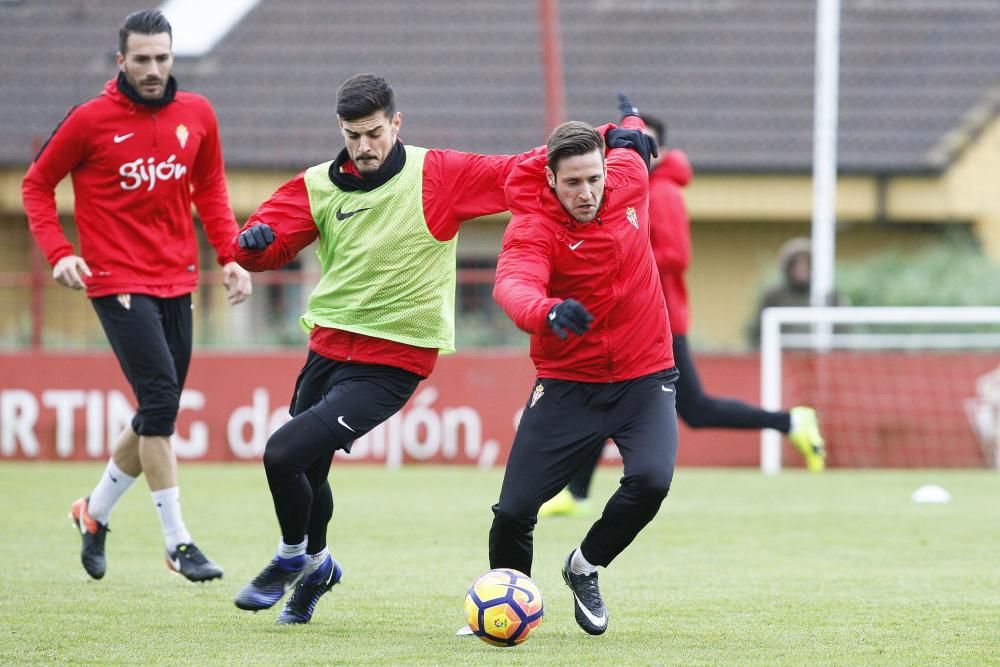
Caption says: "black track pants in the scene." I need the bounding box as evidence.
[489,368,679,575]
[263,351,421,552]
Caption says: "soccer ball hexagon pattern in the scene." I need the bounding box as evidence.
[464,568,544,646]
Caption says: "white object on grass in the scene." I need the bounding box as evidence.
[911,484,951,504]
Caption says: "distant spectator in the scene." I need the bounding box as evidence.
[748,236,845,346]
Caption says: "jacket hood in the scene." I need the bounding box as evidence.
[103,77,129,107]
[654,149,692,187]
[505,154,567,221]
[778,236,812,269]
[778,236,812,290]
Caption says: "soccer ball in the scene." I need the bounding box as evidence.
[464,568,543,647]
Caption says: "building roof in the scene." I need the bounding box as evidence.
[2,0,998,173]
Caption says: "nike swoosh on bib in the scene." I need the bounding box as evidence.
[335,205,371,221]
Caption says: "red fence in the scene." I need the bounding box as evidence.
[0,351,763,467]
[3,350,987,467]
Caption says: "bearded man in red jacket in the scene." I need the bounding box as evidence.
[22,10,251,583]
[487,96,671,637]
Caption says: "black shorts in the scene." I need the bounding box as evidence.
[497,367,680,517]
[92,294,192,436]
[287,350,423,453]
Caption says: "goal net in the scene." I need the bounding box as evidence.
[759,307,1000,474]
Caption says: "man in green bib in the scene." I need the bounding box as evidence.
[230,71,543,625]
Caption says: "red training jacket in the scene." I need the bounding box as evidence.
[22,78,238,298]
[493,125,674,383]
[232,144,544,377]
[649,150,694,335]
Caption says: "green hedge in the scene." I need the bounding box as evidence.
[837,232,1000,307]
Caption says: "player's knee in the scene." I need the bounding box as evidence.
[677,396,712,428]
[629,469,672,502]
[262,431,297,475]
[680,411,710,429]
[132,399,180,436]
[491,505,537,532]
[489,505,536,575]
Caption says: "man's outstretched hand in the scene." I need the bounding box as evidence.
[546,299,594,340]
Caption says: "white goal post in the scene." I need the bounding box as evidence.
[759,306,1000,474]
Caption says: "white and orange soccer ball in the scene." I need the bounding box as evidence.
[463,568,544,647]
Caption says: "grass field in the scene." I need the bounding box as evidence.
[1,462,998,665]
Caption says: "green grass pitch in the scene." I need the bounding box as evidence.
[1,462,998,665]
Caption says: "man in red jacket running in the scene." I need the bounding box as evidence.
[487,97,672,636]
[21,10,251,583]
[541,115,828,520]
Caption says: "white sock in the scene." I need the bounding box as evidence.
[277,538,308,561]
[789,410,802,433]
[570,547,598,576]
[303,547,330,576]
[151,487,191,553]
[87,459,137,525]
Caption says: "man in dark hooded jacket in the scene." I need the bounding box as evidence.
[749,237,846,346]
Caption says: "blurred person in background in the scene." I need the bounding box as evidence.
[540,118,827,521]
[21,10,251,583]
[486,97,671,636]
[748,236,846,346]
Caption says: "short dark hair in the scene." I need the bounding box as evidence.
[336,74,395,121]
[546,121,604,173]
[119,10,172,54]
[640,113,667,147]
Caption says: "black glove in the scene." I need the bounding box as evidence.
[617,92,640,119]
[238,223,275,251]
[546,299,594,340]
[605,128,659,170]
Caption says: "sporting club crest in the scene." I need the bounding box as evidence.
[175,124,189,149]
[625,206,639,229]
[530,382,544,408]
